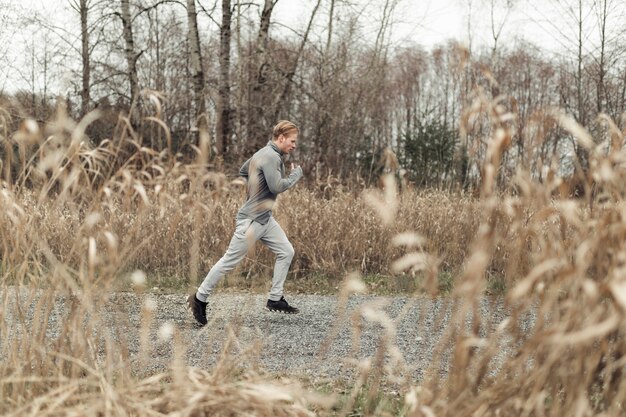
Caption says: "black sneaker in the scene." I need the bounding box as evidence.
[186,294,208,325]
[266,297,299,314]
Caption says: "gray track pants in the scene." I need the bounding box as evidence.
[196,217,295,302]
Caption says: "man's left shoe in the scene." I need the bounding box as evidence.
[265,296,299,314]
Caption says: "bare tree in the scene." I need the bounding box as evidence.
[233,0,247,152]
[11,23,60,120]
[590,0,626,116]
[574,0,586,127]
[247,0,276,151]
[484,0,516,68]
[68,0,92,116]
[215,0,232,157]
[120,0,140,104]
[0,0,12,92]
[532,0,598,173]
[257,0,274,56]
[326,0,335,52]
[272,0,322,120]
[537,1,594,124]
[463,0,474,56]
[186,0,207,142]
[4,0,625,188]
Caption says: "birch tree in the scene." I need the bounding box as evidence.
[68,0,92,116]
[120,0,140,105]
[186,0,207,141]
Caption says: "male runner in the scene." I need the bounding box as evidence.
[187,120,303,325]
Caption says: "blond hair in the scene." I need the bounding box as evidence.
[272,120,299,140]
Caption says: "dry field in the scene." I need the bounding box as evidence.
[2,96,626,416]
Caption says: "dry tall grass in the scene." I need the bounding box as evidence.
[2,90,626,416]
[5,176,481,289]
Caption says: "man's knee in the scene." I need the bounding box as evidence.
[281,244,295,260]
[220,246,248,270]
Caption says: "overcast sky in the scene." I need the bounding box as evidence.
[2,0,624,94]
[272,0,607,53]
[6,0,621,50]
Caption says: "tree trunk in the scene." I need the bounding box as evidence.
[187,0,206,126]
[248,0,275,152]
[215,0,232,157]
[596,0,607,115]
[186,0,208,158]
[326,0,335,52]
[80,0,90,116]
[257,0,273,53]
[121,0,139,104]
[234,0,245,153]
[576,0,584,125]
[575,0,588,171]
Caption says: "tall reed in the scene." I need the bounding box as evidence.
[2,87,626,415]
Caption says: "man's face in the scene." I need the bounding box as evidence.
[278,132,298,154]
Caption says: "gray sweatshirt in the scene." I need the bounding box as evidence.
[237,141,303,224]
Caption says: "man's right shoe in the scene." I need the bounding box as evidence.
[265,296,299,314]
[187,294,208,325]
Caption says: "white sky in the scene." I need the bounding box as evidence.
[2,0,624,94]
[271,0,570,52]
[272,0,471,48]
[6,0,621,49]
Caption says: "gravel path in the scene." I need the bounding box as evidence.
[2,289,525,381]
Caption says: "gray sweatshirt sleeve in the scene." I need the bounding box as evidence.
[262,155,303,194]
[239,158,251,179]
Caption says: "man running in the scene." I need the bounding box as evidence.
[187,120,304,325]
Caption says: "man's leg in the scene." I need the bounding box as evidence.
[260,217,295,302]
[196,218,256,302]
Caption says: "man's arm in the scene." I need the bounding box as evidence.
[262,155,303,194]
[239,158,251,180]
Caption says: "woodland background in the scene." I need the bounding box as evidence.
[1,0,625,189]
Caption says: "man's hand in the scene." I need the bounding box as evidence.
[289,162,303,179]
[286,162,303,183]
